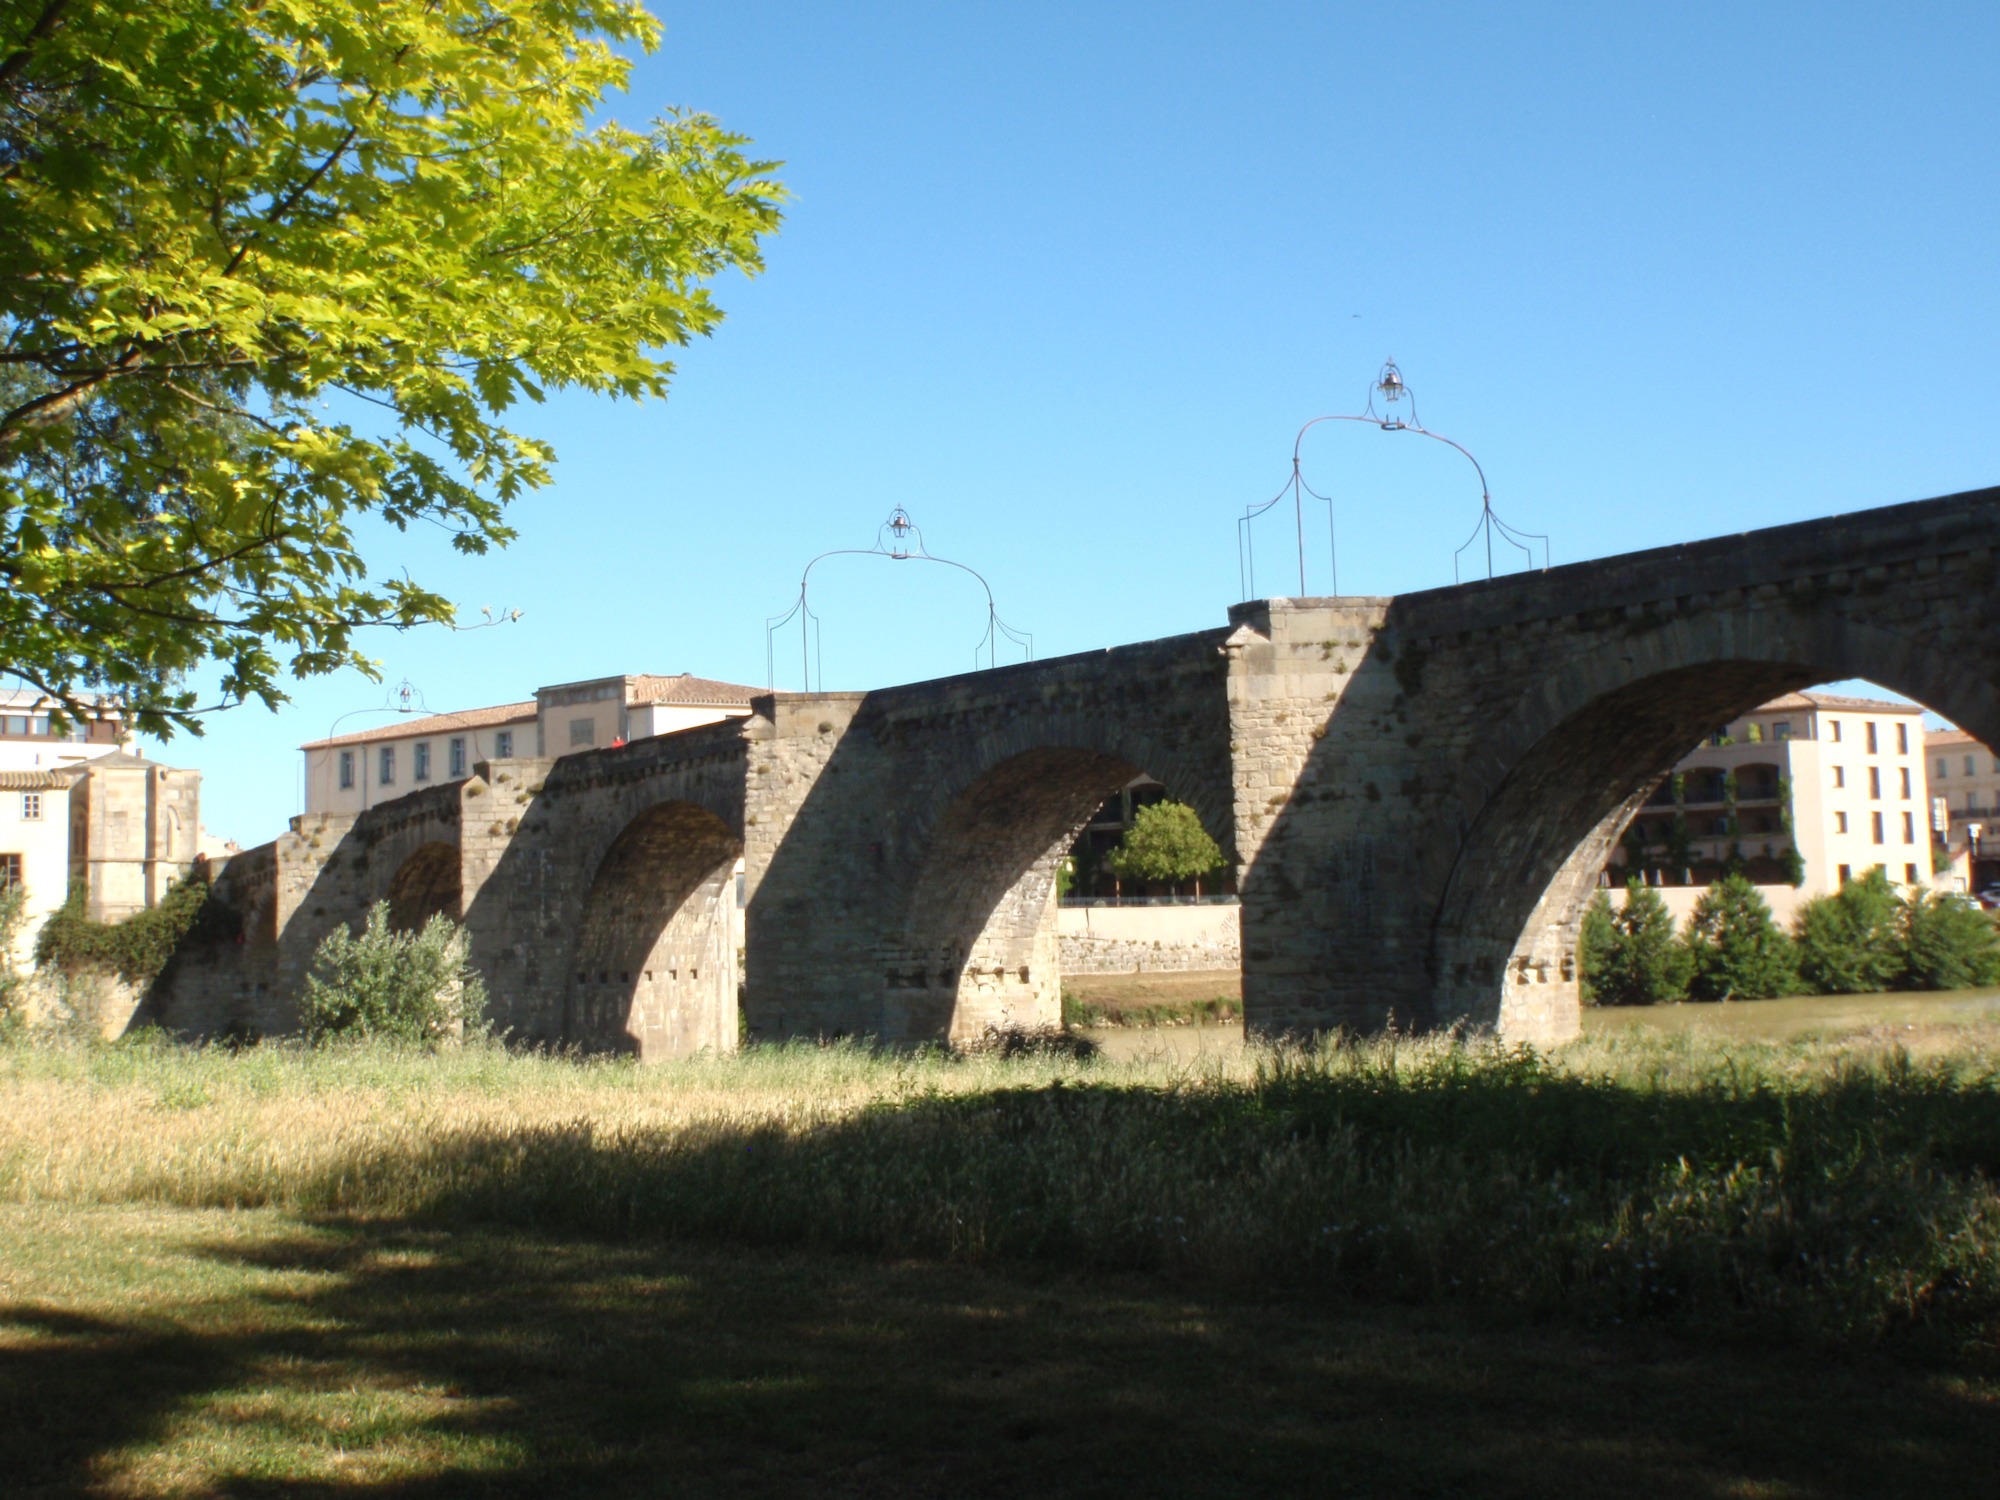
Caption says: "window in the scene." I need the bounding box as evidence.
[1869,766,1881,799]
[1900,767,1912,798]
[1838,863,1852,885]
[20,793,40,821]
[569,717,595,747]
[379,745,396,786]
[1897,722,1909,754]
[1871,811,1884,845]
[1835,811,1848,833]
[1936,757,1949,779]
[1866,721,1878,754]
[449,737,467,777]
[495,730,513,758]
[1906,863,1921,885]
[414,741,431,781]
[0,853,19,889]
[1830,720,1842,742]
[1773,721,1793,741]
[1903,811,1915,843]
[338,750,354,790]
[1832,766,1845,788]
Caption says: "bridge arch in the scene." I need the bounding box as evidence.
[1427,608,2000,1038]
[563,800,742,1059]
[385,841,461,933]
[892,741,1231,1044]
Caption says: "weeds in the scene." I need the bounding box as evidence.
[1,1027,1997,1357]
[1061,990,1240,1028]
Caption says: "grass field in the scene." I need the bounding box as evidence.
[1061,968,1241,1028]
[1584,987,2000,1042]
[2,1025,1998,1496]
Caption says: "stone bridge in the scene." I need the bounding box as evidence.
[155,486,2000,1051]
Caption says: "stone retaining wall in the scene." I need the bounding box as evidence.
[1056,902,1242,973]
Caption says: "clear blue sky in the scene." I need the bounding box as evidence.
[166,1,2000,843]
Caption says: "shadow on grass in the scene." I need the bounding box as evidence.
[2,1212,1999,1499]
[278,1049,2000,1353]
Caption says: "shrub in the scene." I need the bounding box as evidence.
[1683,874,1797,1000]
[0,883,25,1026]
[33,876,219,987]
[1588,878,1691,1006]
[1793,869,1903,994]
[299,903,487,1043]
[1899,890,2000,991]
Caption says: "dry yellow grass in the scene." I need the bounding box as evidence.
[0,1036,1223,1210]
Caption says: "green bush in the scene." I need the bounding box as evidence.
[1793,870,1904,994]
[1683,874,1796,1000]
[299,903,487,1044]
[1899,890,2000,991]
[1586,878,1691,1006]
[33,876,220,986]
[0,883,26,1025]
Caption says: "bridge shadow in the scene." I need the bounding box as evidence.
[6,1056,1999,1495]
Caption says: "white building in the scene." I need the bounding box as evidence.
[300,673,761,816]
[1607,690,1938,924]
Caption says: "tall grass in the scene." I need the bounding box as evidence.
[3,1028,1998,1355]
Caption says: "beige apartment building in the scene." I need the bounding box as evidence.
[301,672,760,816]
[1607,691,1937,924]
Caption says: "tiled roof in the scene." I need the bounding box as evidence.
[1755,690,1925,715]
[0,769,76,790]
[628,673,761,707]
[300,701,537,751]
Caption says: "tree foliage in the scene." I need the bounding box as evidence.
[1683,873,1796,1000]
[299,902,486,1042]
[1899,889,2000,991]
[1104,801,1226,888]
[1585,878,1691,1006]
[1577,890,1616,1005]
[1,0,782,734]
[1792,870,1904,995]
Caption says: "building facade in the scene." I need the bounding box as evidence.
[299,673,761,817]
[0,688,207,963]
[1606,691,1936,924]
[1926,727,2000,895]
